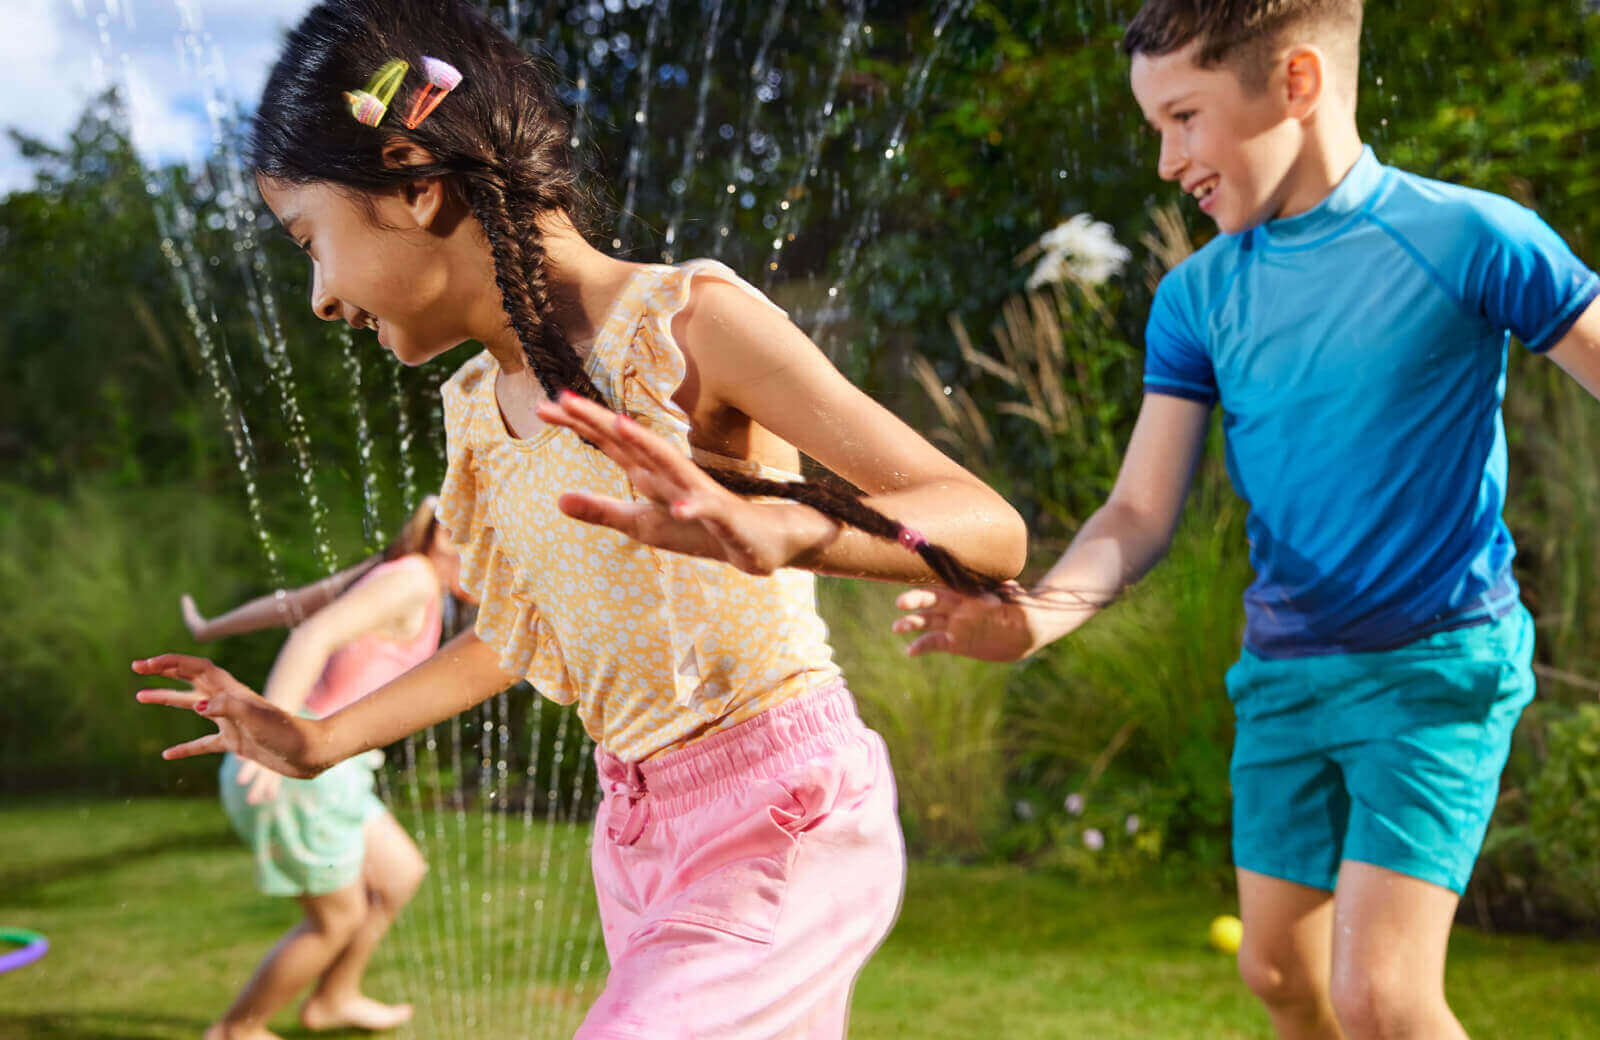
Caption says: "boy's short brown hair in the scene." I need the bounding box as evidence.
[1123,0,1364,95]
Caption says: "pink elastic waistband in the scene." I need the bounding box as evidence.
[594,680,859,822]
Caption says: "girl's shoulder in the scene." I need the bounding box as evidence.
[642,259,786,322]
[440,350,498,446]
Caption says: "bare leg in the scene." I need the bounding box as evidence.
[206,882,368,1040]
[1236,868,1345,1040]
[300,812,427,1031]
[1329,861,1467,1040]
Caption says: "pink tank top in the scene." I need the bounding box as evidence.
[303,556,443,719]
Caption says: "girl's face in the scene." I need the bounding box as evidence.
[258,175,470,366]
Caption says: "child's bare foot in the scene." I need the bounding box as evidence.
[299,994,414,1032]
[204,1023,284,1040]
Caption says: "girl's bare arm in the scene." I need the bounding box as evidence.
[182,558,377,640]
[135,627,516,777]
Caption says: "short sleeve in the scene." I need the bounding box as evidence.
[1143,273,1218,405]
[436,353,491,548]
[1461,196,1600,353]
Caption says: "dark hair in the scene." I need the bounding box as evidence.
[1123,0,1364,93]
[251,0,1005,595]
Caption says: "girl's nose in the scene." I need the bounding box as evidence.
[309,263,339,322]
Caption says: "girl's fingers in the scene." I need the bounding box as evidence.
[892,614,932,634]
[556,492,650,535]
[536,397,614,447]
[162,732,228,761]
[132,654,222,683]
[136,687,203,709]
[236,759,258,785]
[611,415,719,493]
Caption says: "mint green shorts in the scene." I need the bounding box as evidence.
[220,750,388,897]
[1226,606,1535,895]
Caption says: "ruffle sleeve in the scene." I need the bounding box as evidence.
[436,352,576,703]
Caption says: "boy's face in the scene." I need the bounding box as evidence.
[1131,41,1305,235]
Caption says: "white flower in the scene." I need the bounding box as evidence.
[1064,792,1085,816]
[1083,828,1105,851]
[1125,814,1141,835]
[1014,799,1036,821]
[1027,213,1132,289]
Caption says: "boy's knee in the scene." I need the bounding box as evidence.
[1238,941,1325,1012]
[1330,968,1438,1039]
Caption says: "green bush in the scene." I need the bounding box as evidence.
[821,578,1012,859]
[0,480,369,794]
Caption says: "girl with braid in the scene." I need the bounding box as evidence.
[135,2,1024,1036]
[184,498,471,1040]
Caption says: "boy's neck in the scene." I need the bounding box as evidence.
[1273,121,1366,222]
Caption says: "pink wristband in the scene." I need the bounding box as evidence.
[897,526,928,552]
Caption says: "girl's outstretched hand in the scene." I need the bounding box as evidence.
[892,583,1042,662]
[235,759,285,805]
[179,594,208,640]
[133,654,323,778]
[537,393,831,575]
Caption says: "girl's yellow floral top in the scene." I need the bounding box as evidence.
[437,259,842,761]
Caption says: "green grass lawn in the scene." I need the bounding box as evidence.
[5,797,1600,1038]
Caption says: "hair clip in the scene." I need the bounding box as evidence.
[343,58,410,127]
[897,526,929,552]
[403,57,463,129]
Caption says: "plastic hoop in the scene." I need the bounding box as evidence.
[0,928,48,974]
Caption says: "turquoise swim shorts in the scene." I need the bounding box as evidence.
[220,749,388,897]
[1226,605,1535,895]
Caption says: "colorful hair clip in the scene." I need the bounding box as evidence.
[403,57,464,130]
[343,58,410,127]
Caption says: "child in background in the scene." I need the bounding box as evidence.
[135,1,1026,1036]
[894,2,1600,1038]
[191,497,468,1040]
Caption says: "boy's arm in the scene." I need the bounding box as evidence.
[1546,298,1600,398]
[894,393,1212,661]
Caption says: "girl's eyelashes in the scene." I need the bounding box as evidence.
[275,229,312,254]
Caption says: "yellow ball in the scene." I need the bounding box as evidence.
[1208,914,1243,954]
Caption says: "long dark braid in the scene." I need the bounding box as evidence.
[463,173,605,405]
[251,0,1010,597]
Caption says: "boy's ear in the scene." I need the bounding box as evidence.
[380,138,447,230]
[1282,44,1326,119]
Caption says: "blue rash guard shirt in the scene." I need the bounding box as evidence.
[1144,146,1599,659]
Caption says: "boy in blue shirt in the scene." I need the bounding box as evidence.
[895,1,1600,1037]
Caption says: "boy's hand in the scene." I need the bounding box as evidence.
[133,654,323,778]
[893,583,1041,661]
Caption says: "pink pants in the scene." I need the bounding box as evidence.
[577,682,906,1039]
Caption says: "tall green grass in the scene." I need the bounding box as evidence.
[822,578,1012,858]
[0,481,301,792]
